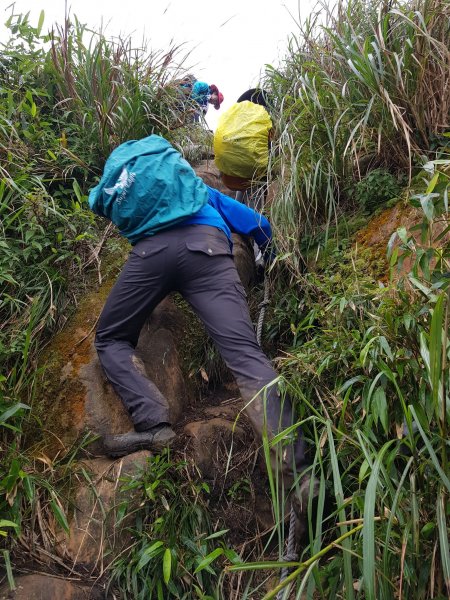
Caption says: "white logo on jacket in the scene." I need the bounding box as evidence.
[104,168,136,204]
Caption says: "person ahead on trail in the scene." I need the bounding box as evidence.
[214,87,273,201]
[236,87,271,108]
[88,134,307,487]
[179,76,224,122]
[192,81,223,113]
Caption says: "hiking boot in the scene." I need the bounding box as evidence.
[103,424,176,458]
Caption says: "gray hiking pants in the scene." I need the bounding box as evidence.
[95,225,306,477]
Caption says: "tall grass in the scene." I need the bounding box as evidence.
[0,6,198,408]
[0,9,200,565]
[49,16,190,162]
[266,0,450,274]
[230,161,450,599]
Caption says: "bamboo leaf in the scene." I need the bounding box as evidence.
[37,10,45,36]
[387,230,399,258]
[363,441,396,600]
[437,489,450,596]
[372,387,388,434]
[204,529,229,540]
[420,195,435,221]
[379,336,394,361]
[426,171,440,194]
[429,293,445,411]
[72,179,83,203]
[163,548,171,585]
[0,520,19,530]
[50,499,69,533]
[194,548,223,574]
[397,227,408,244]
[2,550,15,591]
[136,541,164,572]
[0,403,30,423]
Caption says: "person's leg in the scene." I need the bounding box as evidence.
[94,235,175,432]
[177,226,307,479]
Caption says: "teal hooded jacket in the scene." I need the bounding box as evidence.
[88,135,208,245]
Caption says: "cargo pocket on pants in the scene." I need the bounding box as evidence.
[130,241,169,259]
[185,236,232,257]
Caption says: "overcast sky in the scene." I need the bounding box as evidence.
[1,0,316,130]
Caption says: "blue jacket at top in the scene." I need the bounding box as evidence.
[88,134,272,252]
[191,81,210,107]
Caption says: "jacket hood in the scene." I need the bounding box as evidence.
[89,135,208,244]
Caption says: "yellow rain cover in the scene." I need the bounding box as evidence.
[214,101,272,180]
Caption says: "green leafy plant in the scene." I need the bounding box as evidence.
[265,0,450,276]
[0,8,203,570]
[353,168,403,213]
[0,431,96,593]
[241,160,450,599]
[226,477,251,502]
[107,451,239,600]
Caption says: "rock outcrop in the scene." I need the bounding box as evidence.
[0,574,103,600]
[58,450,151,570]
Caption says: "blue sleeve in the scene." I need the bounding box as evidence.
[206,186,272,250]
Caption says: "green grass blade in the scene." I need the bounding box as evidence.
[429,292,445,412]
[363,440,396,600]
[437,488,450,596]
[326,421,354,600]
[410,407,450,493]
[2,550,15,591]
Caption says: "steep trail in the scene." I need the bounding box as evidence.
[0,163,279,599]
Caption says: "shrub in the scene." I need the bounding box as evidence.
[353,168,403,213]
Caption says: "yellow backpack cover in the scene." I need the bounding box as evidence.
[214,101,272,181]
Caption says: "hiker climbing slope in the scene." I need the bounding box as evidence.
[178,76,224,122]
[214,87,273,208]
[88,134,307,484]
